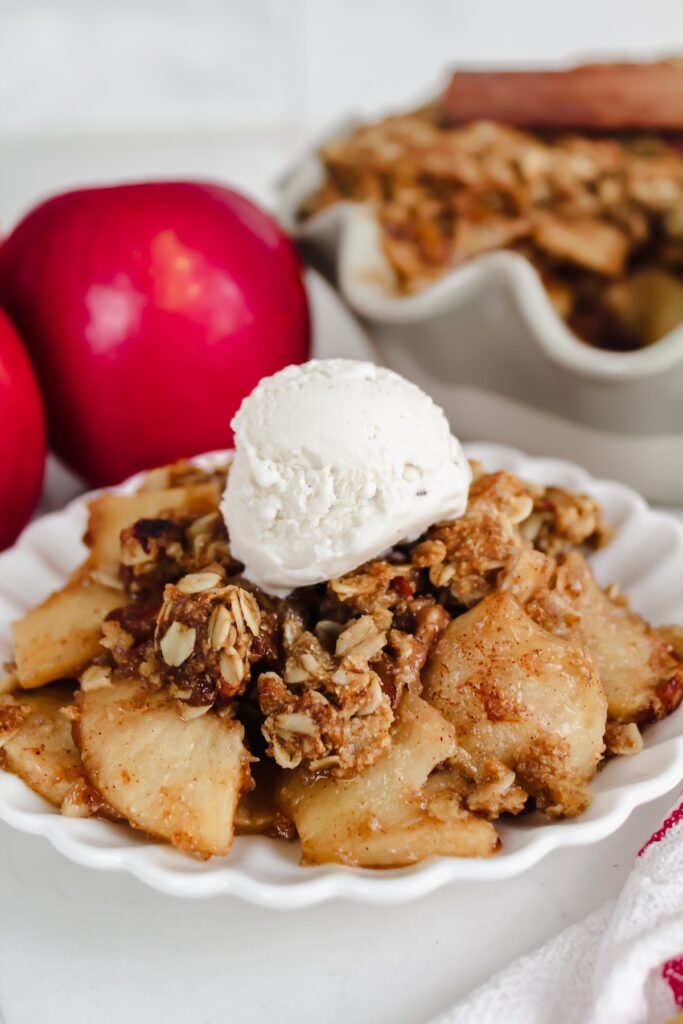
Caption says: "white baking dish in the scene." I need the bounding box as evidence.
[278,123,683,503]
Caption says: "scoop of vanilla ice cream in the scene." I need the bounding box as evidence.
[221,359,471,595]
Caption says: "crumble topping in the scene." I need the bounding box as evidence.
[259,617,393,775]
[155,577,262,703]
[87,465,677,787]
[119,511,239,603]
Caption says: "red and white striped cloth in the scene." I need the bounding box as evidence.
[432,795,683,1024]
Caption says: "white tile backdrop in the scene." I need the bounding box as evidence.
[2,0,683,139]
[2,0,683,248]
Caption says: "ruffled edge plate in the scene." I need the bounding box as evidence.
[1,443,682,906]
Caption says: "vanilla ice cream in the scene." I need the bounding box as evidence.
[221,359,471,595]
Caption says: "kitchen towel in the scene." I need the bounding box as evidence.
[432,795,683,1024]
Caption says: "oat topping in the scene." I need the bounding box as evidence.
[414,471,613,608]
[329,561,416,630]
[159,620,197,667]
[88,565,125,591]
[120,511,239,602]
[154,577,262,704]
[79,664,113,692]
[81,466,679,787]
[520,485,615,555]
[258,620,393,776]
[93,467,621,774]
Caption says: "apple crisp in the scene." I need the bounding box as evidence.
[2,459,681,866]
[300,74,683,351]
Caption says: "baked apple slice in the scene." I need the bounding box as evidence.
[278,692,499,866]
[12,571,124,689]
[527,552,683,723]
[0,683,103,814]
[75,677,251,857]
[423,592,607,817]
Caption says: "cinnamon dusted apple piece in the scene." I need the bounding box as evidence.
[423,592,607,818]
[604,269,683,349]
[12,570,125,689]
[531,211,629,277]
[75,676,252,858]
[440,60,683,131]
[659,624,683,660]
[234,762,294,839]
[277,692,499,867]
[527,551,683,723]
[0,683,106,816]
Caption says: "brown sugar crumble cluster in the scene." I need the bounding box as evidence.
[301,112,683,351]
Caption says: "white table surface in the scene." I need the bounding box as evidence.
[1,135,682,1024]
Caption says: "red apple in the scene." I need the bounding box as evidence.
[0,307,46,548]
[0,182,310,485]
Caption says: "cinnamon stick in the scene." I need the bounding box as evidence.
[440,60,683,130]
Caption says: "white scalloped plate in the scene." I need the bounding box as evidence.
[1,444,683,906]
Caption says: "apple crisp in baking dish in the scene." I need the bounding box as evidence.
[300,62,683,352]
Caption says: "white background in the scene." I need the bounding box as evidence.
[0,792,679,1024]
[3,0,683,223]
[2,3,683,1023]
[3,0,683,138]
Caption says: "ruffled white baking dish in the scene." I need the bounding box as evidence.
[278,132,683,503]
[1,444,682,906]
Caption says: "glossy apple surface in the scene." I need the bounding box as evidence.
[0,307,46,548]
[0,182,310,485]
